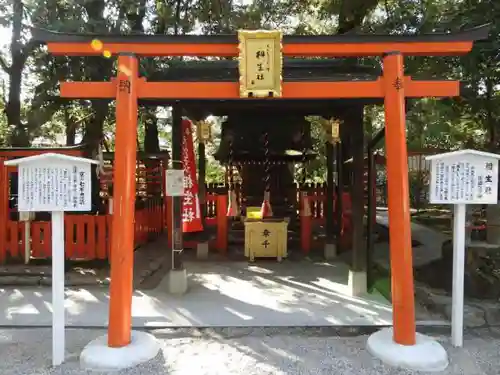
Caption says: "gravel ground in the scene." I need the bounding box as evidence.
[0,327,499,374]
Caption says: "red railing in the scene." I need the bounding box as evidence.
[100,160,165,198]
[135,197,164,246]
[0,150,356,262]
[0,197,165,263]
[165,194,228,253]
[300,193,353,254]
[4,216,110,261]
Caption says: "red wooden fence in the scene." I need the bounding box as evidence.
[1,196,165,263]
[300,193,353,254]
[0,149,350,263]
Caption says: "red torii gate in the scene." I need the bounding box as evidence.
[34,25,489,354]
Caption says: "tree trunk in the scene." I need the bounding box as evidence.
[144,112,161,196]
[83,102,109,213]
[6,64,25,146]
[64,106,77,146]
[144,114,160,153]
[6,0,28,147]
[485,77,495,151]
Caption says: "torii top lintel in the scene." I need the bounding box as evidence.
[34,25,490,57]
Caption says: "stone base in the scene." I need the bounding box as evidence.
[168,268,188,295]
[196,242,209,260]
[348,270,367,296]
[80,331,160,372]
[367,327,448,372]
[324,243,337,260]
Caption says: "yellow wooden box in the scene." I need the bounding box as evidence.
[243,218,289,262]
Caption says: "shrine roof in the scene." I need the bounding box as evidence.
[4,153,99,166]
[155,99,377,118]
[0,146,85,159]
[150,58,380,82]
[425,149,500,161]
[102,151,170,160]
[215,151,317,163]
[33,25,490,45]
[0,145,84,152]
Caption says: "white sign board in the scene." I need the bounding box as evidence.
[18,161,92,212]
[427,150,499,205]
[426,150,500,349]
[165,169,184,197]
[4,153,98,367]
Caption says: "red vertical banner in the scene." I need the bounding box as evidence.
[182,119,203,232]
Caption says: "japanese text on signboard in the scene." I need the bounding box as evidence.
[430,157,498,204]
[18,162,91,212]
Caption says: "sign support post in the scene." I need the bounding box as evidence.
[452,203,466,347]
[52,210,65,366]
[165,169,184,268]
[165,168,187,294]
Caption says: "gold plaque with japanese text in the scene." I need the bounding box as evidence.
[330,119,340,143]
[196,120,212,143]
[238,30,283,98]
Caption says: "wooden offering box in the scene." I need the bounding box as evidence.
[243,218,289,262]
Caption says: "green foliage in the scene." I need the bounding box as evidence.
[0,96,8,146]
[0,0,497,182]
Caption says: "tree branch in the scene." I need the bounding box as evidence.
[20,39,43,66]
[174,0,182,35]
[0,55,11,74]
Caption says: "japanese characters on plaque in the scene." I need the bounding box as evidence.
[261,228,272,249]
[429,155,499,205]
[197,120,212,143]
[18,161,92,212]
[238,30,283,98]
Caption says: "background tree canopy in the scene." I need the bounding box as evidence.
[0,0,498,181]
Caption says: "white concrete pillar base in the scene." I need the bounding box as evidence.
[168,268,188,295]
[80,331,160,372]
[324,243,337,260]
[367,327,448,372]
[348,270,367,296]
[196,242,209,260]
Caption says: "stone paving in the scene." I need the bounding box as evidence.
[0,327,499,374]
[0,261,400,327]
[0,235,170,289]
[415,282,500,329]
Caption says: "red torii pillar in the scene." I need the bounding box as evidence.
[107,54,139,347]
[383,52,415,345]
